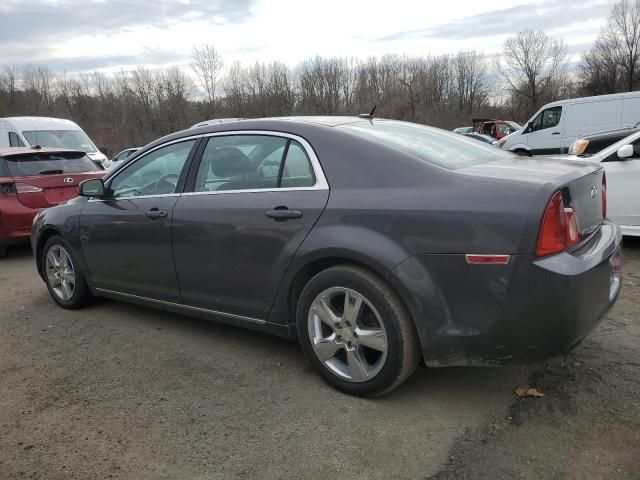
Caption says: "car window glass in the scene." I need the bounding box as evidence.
[8,132,24,147]
[109,140,195,198]
[22,130,96,153]
[194,135,289,192]
[531,107,562,131]
[4,152,97,177]
[281,141,315,188]
[342,121,514,170]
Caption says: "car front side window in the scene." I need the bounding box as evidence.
[109,140,196,198]
[531,106,562,132]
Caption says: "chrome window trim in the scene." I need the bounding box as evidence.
[92,130,329,202]
[187,130,329,195]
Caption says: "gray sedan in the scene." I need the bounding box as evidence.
[31,117,622,397]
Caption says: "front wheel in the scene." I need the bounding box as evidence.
[296,265,421,397]
[42,236,93,309]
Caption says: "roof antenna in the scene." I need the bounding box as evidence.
[358,105,377,119]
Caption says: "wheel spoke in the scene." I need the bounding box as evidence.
[47,250,59,268]
[60,279,72,299]
[346,348,369,382]
[312,297,339,328]
[356,327,387,352]
[313,336,341,362]
[343,291,363,325]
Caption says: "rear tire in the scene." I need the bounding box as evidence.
[42,235,93,309]
[296,265,421,397]
[514,149,531,157]
[0,246,6,257]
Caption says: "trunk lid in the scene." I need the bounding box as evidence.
[462,157,605,236]
[3,150,104,209]
[12,172,105,209]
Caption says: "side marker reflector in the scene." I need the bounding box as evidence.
[465,254,510,265]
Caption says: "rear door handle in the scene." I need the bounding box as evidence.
[551,132,561,135]
[145,208,168,219]
[266,207,303,220]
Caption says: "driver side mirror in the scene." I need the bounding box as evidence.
[617,144,634,159]
[524,122,533,134]
[79,178,105,197]
[99,146,109,157]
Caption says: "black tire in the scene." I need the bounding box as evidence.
[514,149,531,157]
[42,235,93,309]
[296,265,421,397]
[0,246,6,258]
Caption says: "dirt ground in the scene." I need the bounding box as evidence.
[0,240,638,480]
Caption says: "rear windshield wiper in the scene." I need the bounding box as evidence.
[37,169,65,175]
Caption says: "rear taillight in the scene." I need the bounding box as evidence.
[15,183,43,194]
[536,191,582,257]
[602,172,607,218]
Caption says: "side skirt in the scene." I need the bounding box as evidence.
[94,288,292,339]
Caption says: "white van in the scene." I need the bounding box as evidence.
[499,91,640,156]
[0,117,110,169]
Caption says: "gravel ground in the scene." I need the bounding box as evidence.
[0,240,638,480]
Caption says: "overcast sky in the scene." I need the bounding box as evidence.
[0,0,616,74]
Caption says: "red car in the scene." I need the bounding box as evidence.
[473,118,521,140]
[0,147,104,256]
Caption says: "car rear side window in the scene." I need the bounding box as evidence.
[342,121,513,170]
[194,135,315,192]
[4,152,98,177]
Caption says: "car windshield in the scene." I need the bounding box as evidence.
[22,130,96,153]
[507,121,522,130]
[342,121,514,170]
[4,152,98,177]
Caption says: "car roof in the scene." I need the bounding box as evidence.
[0,116,81,131]
[0,146,85,157]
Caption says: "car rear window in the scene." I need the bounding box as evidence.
[3,152,98,177]
[341,121,514,170]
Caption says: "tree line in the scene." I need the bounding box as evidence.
[0,0,638,155]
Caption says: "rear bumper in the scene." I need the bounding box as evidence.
[0,198,39,247]
[391,220,622,366]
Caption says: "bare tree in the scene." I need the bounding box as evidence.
[191,44,224,117]
[608,0,640,91]
[454,51,489,113]
[495,30,568,116]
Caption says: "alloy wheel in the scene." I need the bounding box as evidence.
[307,287,388,382]
[45,245,76,302]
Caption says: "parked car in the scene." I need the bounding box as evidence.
[0,147,104,256]
[550,128,640,236]
[31,117,621,397]
[0,117,110,169]
[461,132,498,145]
[499,91,640,156]
[472,118,521,140]
[568,126,639,156]
[453,127,474,134]
[111,148,139,164]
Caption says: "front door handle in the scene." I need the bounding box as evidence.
[551,131,561,135]
[266,207,303,220]
[145,208,168,219]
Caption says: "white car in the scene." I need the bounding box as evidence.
[553,129,640,236]
[0,116,110,169]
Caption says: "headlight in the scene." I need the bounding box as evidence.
[569,139,589,156]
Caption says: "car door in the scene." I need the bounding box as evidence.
[601,139,640,228]
[172,132,330,321]
[80,138,199,302]
[526,106,563,155]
